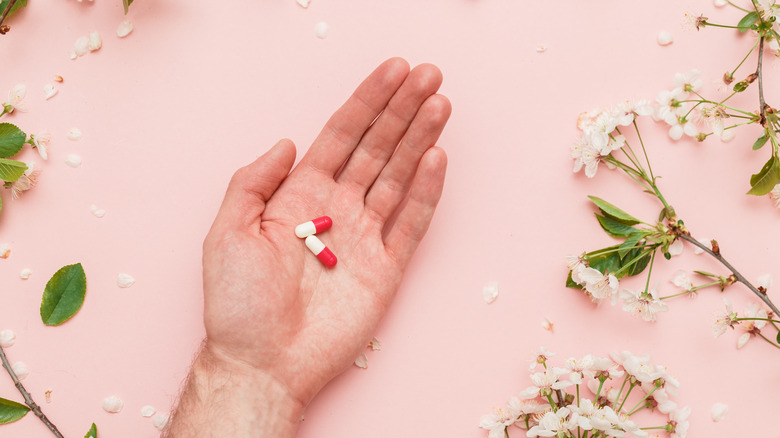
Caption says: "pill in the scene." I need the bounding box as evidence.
[295,216,332,238]
[305,235,337,267]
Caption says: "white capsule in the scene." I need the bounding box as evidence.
[294,216,332,238]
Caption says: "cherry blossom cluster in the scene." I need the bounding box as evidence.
[480,348,689,438]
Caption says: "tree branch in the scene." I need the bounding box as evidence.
[0,0,19,35]
[0,345,64,438]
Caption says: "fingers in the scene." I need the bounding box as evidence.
[298,58,410,177]
[214,139,297,230]
[364,94,451,223]
[383,147,447,267]
[336,64,442,192]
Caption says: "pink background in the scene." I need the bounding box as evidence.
[0,0,778,436]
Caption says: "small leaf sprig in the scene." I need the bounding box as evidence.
[480,348,689,438]
[0,0,135,36]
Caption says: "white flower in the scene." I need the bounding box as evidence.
[9,161,40,199]
[668,406,691,438]
[519,369,572,399]
[711,402,728,422]
[654,88,685,123]
[31,130,51,160]
[527,408,575,438]
[700,105,729,139]
[579,268,619,302]
[620,352,664,384]
[651,388,679,414]
[736,303,767,349]
[588,406,621,434]
[566,253,588,284]
[757,0,780,20]
[529,347,555,371]
[584,356,624,381]
[674,69,703,93]
[665,114,698,140]
[671,271,693,292]
[479,407,516,438]
[620,288,669,322]
[770,184,780,208]
[2,84,27,113]
[668,238,683,256]
[712,298,738,338]
[506,397,547,427]
[568,398,596,430]
[557,355,593,384]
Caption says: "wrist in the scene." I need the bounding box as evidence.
[164,341,305,437]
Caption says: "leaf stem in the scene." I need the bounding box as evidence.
[0,0,18,34]
[660,281,721,300]
[678,234,780,317]
[0,345,64,438]
[757,332,780,349]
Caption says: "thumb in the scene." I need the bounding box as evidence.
[215,139,297,229]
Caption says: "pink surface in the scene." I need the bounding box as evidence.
[0,0,778,436]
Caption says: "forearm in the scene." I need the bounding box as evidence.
[163,342,305,438]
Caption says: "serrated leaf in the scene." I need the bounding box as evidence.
[0,397,29,424]
[0,158,27,182]
[619,232,645,259]
[596,214,639,238]
[84,422,98,438]
[41,263,87,326]
[747,155,780,195]
[0,123,26,158]
[753,134,769,151]
[123,0,134,14]
[737,11,758,32]
[0,0,27,18]
[588,196,641,225]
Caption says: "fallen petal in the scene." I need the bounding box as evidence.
[117,21,134,38]
[74,36,89,56]
[368,337,381,351]
[657,31,673,46]
[90,204,106,218]
[482,281,499,304]
[711,402,728,421]
[535,45,547,53]
[66,128,82,140]
[20,268,32,279]
[314,21,329,39]
[88,31,102,51]
[103,395,124,413]
[0,243,10,259]
[65,154,83,168]
[296,0,311,7]
[153,413,170,430]
[541,317,554,333]
[141,405,156,417]
[354,353,368,369]
[12,362,29,380]
[43,84,58,100]
[117,273,135,288]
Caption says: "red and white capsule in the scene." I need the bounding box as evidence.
[295,216,333,238]
[305,235,337,267]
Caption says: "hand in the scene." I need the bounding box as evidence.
[165,58,450,437]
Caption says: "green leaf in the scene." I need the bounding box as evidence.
[0,397,29,424]
[84,422,98,438]
[0,0,27,18]
[588,246,622,277]
[737,11,758,32]
[41,263,87,326]
[747,155,780,196]
[596,214,638,238]
[0,123,26,158]
[123,0,134,14]
[588,196,641,225]
[776,330,780,345]
[753,134,769,151]
[618,232,645,259]
[0,158,27,182]
[733,80,749,92]
[625,248,652,277]
[565,271,582,289]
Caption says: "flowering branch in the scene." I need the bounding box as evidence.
[0,345,64,438]
[0,0,18,35]
[677,233,780,317]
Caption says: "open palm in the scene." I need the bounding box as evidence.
[201,58,450,407]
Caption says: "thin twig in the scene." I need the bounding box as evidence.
[757,36,767,125]
[0,345,64,438]
[0,0,19,35]
[678,234,780,318]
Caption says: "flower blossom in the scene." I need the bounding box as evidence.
[479,407,516,438]
[518,368,572,399]
[620,288,669,322]
[736,303,767,349]
[668,406,691,438]
[578,267,620,302]
[31,130,51,160]
[673,69,703,94]
[712,298,738,338]
[527,408,576,437]
[770,184,780,208]
[9,161,39,199]
[2,84,26,114]
[670,271,694,293]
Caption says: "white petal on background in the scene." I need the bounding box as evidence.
[0,243,10,259]
[482,281,499,304]
[541,317,554,332]
[43,84,58,100]
[314,21,329,39]
[117,273,136,288]
[0,330,16,348]
[102,395,124,413]
[354,353,368,369]
[711,402,728,421]
[757,274,773,290]
[668,239,683,256]
[535,45,547,53]
[19,268,32,279]
[88,31,102,51]
[296,0,311,7]
[153,413,170,431]
[65,154,83,168]
[657,31,673,46]
[141,405,156,417]
[66,128,82,140]
[117,21,134,38]
[74,36,89,56]
[90,204,106,218]
[714,0,728,6]
[368,337,381,351]
[12,362,29,380]
[736,332,750,349]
